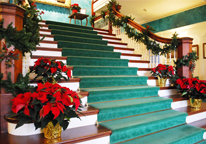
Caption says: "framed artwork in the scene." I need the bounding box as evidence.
[80,9,86,14]
[33,0,71,8]
[192,45,199,59]
[203,43,206,59]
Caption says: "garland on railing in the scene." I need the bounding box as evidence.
[102,0,180,55]
[89,15,97,25]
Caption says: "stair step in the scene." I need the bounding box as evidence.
[78,75,148,88]
[1,125,111,144]
[46,20,93,30]
[91,97,172,122]
[120,124,204,144]
[79,106,99,117]
[39,40,58,48]
[72,66,138,76]
[103,36,121,41]
[67,56,129,67]
[62,48,121,59]
[100,109,187,144]
[81,85,159,103]
[98,32,116,37]
[93,28,109,32]
[32,47,62,56]
[189,118,206,129]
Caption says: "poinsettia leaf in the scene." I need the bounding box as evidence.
[15,116,32,129]
[34,121,41,130]
[41,117,50,129]
[50,97,56,103]
[55,112,64,124]
[60,120,69,130]
[52,119,58,127]
[31,98,41,105]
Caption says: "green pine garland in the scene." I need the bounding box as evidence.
[103,0,180,55]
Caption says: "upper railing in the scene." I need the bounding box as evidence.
[91,1,193,78]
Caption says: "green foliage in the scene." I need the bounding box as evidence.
[89,15,97,25]
[0,73,36,97]
[103,0,180,56]
[101,10,107,19]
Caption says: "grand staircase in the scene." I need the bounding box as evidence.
[11,20,206,143]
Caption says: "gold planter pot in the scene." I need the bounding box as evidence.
[157,76,167,87]
[44,122,62,139]
[189,98,202,110]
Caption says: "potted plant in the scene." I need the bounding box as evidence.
[175,78,206,109]
[71,3,81,13]
[151,64,174,87]
[8,82,81,139]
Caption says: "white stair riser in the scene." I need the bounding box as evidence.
[30,59,66,67]
[186,111,206,123]
[98,34,115,38]
[40,36,54,41]
[94,30,108,33]
[204,132,206,139]
[41,26,48,29]
[39,31,51,35]
[7,114,97,136]
[39,43,58,48]
[114,49,133,54]
[171,100,189,109]
[32,50,62,57]
[103,38,121,43]
[158,89,178,97]
[129,63,149,68]
[39,22,46,25]
[29,81,78,92]
[147,79,170,86]
[121,55,140,60]
[108,43,127,48]
[137,71,151,76]
[77,136,110,144]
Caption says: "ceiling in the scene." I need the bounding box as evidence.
[97,0,206,24]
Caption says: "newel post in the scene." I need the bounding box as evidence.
[0,3,25,133]
[177,37,193,78]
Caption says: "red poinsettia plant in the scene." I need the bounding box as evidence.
[175,78,206,99]
[151,64,174,78]
[10,82,81,130]
[71,3,81,12]
[30,58,71,83]
[0,42,19,68]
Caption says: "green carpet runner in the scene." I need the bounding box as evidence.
[45,20,205,144]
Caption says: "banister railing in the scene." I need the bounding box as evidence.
[92,2,193,78]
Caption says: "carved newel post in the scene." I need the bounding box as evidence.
[0,2,25,133]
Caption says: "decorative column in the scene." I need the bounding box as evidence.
[0,2,25,133]
[177,37,193,78]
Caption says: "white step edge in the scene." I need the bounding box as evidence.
[98,33,116,38]
[138,71,151,76]
[186,111,206,124]
[32,50,62,57]
[103,38,121,43]
[30,59,66,67]
[39,42,57,48]
[171,100,189,109]
[129,62,149,68]
[77,136,110,144]
[40,36,54,41]
[39,22,46,25]
[108,43,127,48]
[158,89,178,97]
[39,31,51,35]
[94,29,109,33]
[41,26,48,29]
[114,49,134,54]
[7,115,97,136]
[121,55,141,60]
[203,132,206,139]
[147,79,170,86]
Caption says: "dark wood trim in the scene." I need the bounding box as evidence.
[175,102,206,116]
[203,43,206,59]
[78,106,99,117]
[160,87,175,90]
[31,55,67,60]
[129,60,150,63]
[138,68,153,71]
[98,32,115,36]
[41,20,46,22]
[39,29,51,32]
[114,47,134,51]
[78,91,89,97]
[108,41,127,45]
[121,53,141,57]
[67,66,73,70]
[40,24,49,27]
[103,36,122,41]
[39,34,54,38]
[163,94,187,102]
[36,47,62,51]
[93,28,109,32]
[40,40,58,44]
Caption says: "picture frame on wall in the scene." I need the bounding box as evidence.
[192,45,199,59]
[203,43,206,59]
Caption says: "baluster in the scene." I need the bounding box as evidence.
[169,52,172,65]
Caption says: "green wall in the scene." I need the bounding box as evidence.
[142,5,206,33]
[36,0,92,26]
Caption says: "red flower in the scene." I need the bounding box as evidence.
[73,3,79,6]
[67,70,71,78]
[147,25,149,29]
[51,67,57,73]
[62,65,67,72]
[152,68,156,73]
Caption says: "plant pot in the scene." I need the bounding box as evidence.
[0,0,10,3]
[72,9,78,13]
[157,76,167,87]
[44,122,62,139]
[190,98,202,110]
